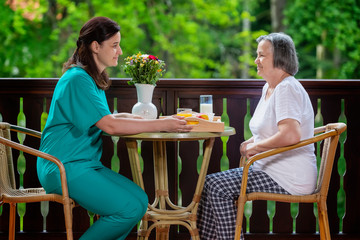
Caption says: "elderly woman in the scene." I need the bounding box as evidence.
[197,33,316,239]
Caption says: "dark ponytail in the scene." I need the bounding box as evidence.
[63,17,120,90]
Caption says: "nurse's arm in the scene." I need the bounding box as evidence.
[95,114,191,135]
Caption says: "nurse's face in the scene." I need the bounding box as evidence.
[93,32,123,72]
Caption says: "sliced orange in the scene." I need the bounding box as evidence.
[197,114,209,120]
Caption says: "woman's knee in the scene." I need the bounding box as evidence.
[204,172,223,191]
[124,190,148,220]
[110,194,148,225]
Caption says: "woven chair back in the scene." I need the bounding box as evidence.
[0,123,16,197]
[314,124,340,195]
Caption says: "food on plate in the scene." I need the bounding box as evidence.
[196,113,209,120]
[176,112,213,124]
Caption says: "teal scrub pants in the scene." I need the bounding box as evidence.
[50,164,148,240]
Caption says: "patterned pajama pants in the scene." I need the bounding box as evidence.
[197,167,289,240]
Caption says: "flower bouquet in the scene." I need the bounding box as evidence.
[123,52,166,86]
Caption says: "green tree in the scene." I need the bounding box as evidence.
[284,0,360,79]
[1,0,270,79]
[7,0,358,80]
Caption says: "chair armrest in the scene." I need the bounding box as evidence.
[239,123,346,191]
[245,128,336,168]
[0,136,70,201]
[237,122,346,200]
[10,124,42,139]
[314,125,326,135]
[243,123,346,169]
[238,126,328,168]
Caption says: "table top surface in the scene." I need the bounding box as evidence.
[109,126,236,141]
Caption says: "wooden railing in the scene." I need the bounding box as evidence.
[0,78,360,240]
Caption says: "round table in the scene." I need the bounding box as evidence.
[117,127,236,240]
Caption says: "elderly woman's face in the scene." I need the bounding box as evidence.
[255,40,274,78]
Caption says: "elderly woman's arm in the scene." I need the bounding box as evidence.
[244,118,301,159]
[240,137,254,156]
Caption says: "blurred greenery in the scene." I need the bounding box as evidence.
[284,0,360,79]
[1,0,358,79]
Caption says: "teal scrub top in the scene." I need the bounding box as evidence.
[37,67,111,191]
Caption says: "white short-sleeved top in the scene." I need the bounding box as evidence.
[250,76,317,195]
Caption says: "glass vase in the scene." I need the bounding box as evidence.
[132,83,158,119]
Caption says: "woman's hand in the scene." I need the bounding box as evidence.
[240,137,254,157]
[160,116,193,132]
[243,143,259,159]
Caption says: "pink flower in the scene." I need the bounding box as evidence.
[149,55,158,60]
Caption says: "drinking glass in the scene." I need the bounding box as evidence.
[200,95,213,113]
[177,108,192,117]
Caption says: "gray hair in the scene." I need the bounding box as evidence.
[256,32,299,76]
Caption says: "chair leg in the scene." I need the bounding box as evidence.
[234,198,246,240]
[63,201,74,240]
[318,201,331,240]
[137,218,149,240]
[8,203,16,240]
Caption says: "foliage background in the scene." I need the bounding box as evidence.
[0,0,359,79]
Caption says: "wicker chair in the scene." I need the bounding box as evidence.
[0,122,75,240]
[234,122,347,240]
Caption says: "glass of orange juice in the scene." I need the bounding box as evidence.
[176,108,192,117]
[177,108,199,124]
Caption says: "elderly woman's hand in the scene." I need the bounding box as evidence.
[240,137,254,157]
[243,143,260,159]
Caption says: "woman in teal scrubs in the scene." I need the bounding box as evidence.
[37,16,192,240]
